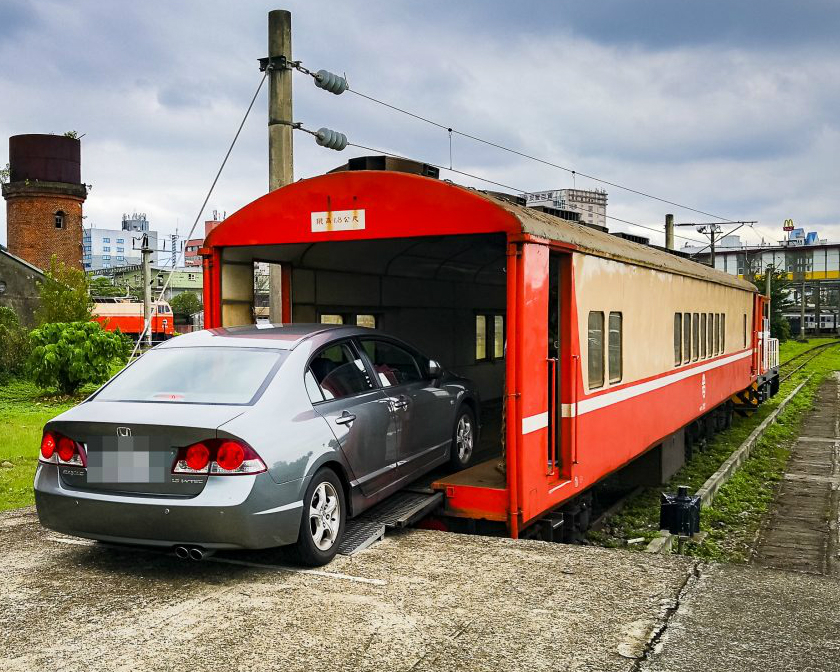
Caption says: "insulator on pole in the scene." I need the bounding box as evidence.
[314,69,348,95]
[315,127,348,151]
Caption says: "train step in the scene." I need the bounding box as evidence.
[338,488,443,556]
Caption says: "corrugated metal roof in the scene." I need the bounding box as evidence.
[478,191,757,292]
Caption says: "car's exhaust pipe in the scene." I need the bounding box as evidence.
[174,545,189,560]
[188,546,214,561]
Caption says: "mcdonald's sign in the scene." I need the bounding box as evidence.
[783,218,795,231]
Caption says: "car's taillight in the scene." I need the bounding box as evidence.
[39,430,86,467]
[40,432,56,460]
[173,439,266,476]
[185,443,211,471]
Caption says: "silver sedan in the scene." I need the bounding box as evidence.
[34,324,479,565]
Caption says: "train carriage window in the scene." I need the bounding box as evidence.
[743,314,747,348]
[493,315,505,359]
[720,314,726,352]
[701,314,707,358]
[608,312,622,383]
[588,311,604,389]
[692,313,699,361]
[674,313,682,366]
[713,314,720,354]
[475,315,487,361]
[683,313,691,364]
[707,313,714,356]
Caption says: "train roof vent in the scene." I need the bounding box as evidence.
[328,155,439,179]
[483,190,527,207]
[611,231,650,246]
[529,205,582,222]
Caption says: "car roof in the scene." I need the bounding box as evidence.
[156,323,376,351]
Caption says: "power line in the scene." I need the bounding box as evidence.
[346,87,741,224]
[128,71,268,360]
[346,140,706,244]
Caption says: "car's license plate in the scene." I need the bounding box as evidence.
[86,436,167,483]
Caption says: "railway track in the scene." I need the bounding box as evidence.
[779,340,840,383]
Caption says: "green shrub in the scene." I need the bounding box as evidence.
[35,255,93,325]
[0,307,30,383]
[27,322,129,394]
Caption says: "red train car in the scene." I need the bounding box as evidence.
[200,158,778,537]
[92,299,175,341]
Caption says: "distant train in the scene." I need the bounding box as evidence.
[92,298,175,341]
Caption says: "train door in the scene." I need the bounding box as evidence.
[547,252,566,480]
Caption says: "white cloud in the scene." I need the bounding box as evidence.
[1,0,838,250]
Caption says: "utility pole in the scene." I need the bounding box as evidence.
[141,232,153,348]
[676,220,757,268]
[665,213,674,251]
[800,281,807,340]
[268,9,293,323]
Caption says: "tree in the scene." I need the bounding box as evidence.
[747,269,793,342]
[28,322,129,394]
[0,307,30,383]
[170,291,203,318]
[0,162,9,184]
[89,275,128,298]
[35,255,93,325]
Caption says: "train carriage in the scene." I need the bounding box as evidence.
[92,299,175,342]
[200,158,778,537]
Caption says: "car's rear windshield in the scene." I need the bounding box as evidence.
[95,347,285,405]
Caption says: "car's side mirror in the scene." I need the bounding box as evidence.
[428,360,443,379]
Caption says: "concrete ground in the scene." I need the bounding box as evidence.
[3,506,840,671]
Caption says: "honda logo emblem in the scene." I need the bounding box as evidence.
[117,427,132,437]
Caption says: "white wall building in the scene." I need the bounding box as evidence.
[83,212,163,272]
[524,188,608,229]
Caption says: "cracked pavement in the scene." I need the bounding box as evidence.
[2,507,839,671]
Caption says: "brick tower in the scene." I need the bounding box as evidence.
[2,134,87,270]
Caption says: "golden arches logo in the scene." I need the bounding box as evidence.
[783,218,795,231]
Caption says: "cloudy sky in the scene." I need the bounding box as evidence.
[1,0,838,251]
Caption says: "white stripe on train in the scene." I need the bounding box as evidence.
[522,349,753,432]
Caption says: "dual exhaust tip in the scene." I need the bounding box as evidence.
[174,545,213,561]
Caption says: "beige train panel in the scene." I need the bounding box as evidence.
[220,262,254,304]
[573,252,754,392]
[221,302,253,327]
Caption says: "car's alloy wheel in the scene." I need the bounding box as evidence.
[449,407,476,469]
[292,467,345,566]
[309,481,341,551]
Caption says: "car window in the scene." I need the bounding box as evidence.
[95,347,284,405]
[361,339,423,387]
[308,343,374,401]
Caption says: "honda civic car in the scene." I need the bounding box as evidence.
[34,324,479,566]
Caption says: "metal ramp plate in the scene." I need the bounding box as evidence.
[338,489,443,556]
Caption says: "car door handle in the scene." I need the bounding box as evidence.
[335,412,356,426]
[392,396,409,410]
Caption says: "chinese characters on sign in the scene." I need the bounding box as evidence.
[311,209,366,232]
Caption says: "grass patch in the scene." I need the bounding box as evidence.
[0,378,104,511]
[778,337,838,364]
[588,347,840,562]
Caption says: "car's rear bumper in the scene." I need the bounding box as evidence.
[34,464,304,550]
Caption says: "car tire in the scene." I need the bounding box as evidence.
[291,468,346,567]
[449,406,477,470]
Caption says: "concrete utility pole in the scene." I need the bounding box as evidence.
[141,232,153,348]
[800,281,807,340]
[765,265,772,331]
[665,214,674,251]
[268,9,293,323]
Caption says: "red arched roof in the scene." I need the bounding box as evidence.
[205,170,520,249]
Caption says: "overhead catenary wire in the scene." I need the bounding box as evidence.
[344,88,743,225]
[344,140,706,244]
[127,71,268,362]
[289,59,746,242]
